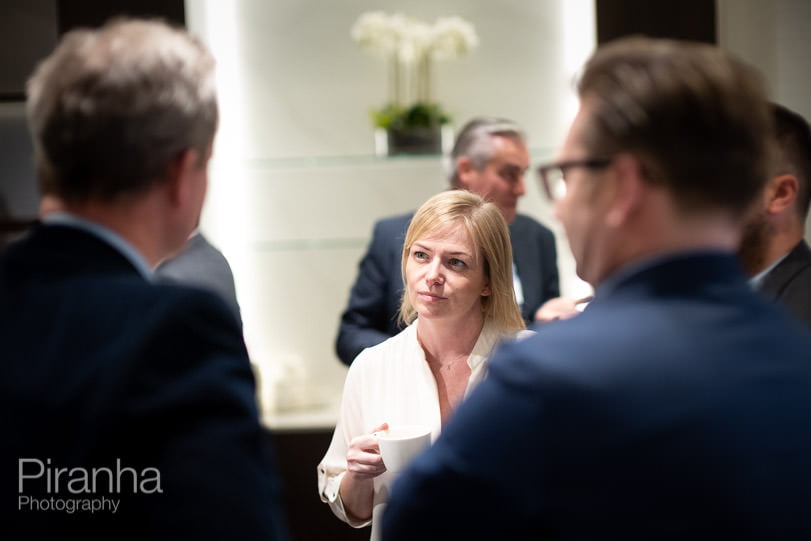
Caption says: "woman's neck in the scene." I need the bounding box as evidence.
[417,311,485,363]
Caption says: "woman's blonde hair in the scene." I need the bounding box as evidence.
[398,190,525,333]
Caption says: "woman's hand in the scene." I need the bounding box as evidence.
[339,422,389,522]
[346,422,388,478]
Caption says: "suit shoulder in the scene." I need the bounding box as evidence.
[487,310,631,381]
[150,282,238,326]
[512,213,554,237]
[95,279,241,340]
[775,263,811,325]
[368,213,414,256]
[373,212,414,235]
[119,285,248,390]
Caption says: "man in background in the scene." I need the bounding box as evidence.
[335,116,559,365]
[536,102,811,327]
[739,103,811,327]
[1,19,287,540]
[384,37,811,539]
[156,230,243,327]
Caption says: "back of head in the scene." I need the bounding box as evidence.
[398,190,525,333]
[576,36,774,221]
[446,116,526,187]
[26,18,218,204]
[772,103,811,222]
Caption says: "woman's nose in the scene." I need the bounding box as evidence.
[425,259,443,284]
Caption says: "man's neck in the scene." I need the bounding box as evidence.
[592,213,741,287]
[60,196,169,268]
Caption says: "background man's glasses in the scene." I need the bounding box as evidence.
[537,159,611,201]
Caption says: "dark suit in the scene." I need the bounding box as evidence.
[383,252,811,540]
[156,231,242,327]
[335,211,558,365]
[1,225,288,540]
[759,239,811,327]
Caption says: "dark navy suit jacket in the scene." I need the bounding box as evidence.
[383,253,811,540]
[156,231,242,327]
[1,225,288,540]
[760,239,811,328]
[335,211,559,365]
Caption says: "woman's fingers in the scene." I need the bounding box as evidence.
[346,432,386,478]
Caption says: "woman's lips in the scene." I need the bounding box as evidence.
[417,291,447,302]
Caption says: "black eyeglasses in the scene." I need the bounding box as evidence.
[537,159,612,201]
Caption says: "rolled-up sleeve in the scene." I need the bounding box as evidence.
[316,354,373,528]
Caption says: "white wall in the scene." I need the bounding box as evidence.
[718,0,811,121]
[184,0,596,421]
[717,0,811,238]
[185,0,811,422]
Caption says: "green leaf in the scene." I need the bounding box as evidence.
[370,102,451,129]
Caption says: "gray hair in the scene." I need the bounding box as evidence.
[26,18,218,202]
[445,116,526,188]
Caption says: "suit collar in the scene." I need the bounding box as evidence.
[594,251,745,301]
[43,213,153,279]
[4,224,145,280]
[759,240,811,299]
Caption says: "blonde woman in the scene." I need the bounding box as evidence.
[318,190,531,539]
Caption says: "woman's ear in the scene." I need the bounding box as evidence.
[481,283,491,297]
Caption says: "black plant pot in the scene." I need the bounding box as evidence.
[386,125,443,155]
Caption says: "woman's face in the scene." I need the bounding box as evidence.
[405,222,491,324]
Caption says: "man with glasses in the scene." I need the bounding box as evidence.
[538,103,811,327]
[335,116,560,365]
[383,37,811,539]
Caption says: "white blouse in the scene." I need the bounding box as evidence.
[317,318,532,538]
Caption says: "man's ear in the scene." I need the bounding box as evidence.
[456,157,476,189]
[39,194,64,217]
[764,174,799,215]
[605,153,645,228]
[165,149,200,208]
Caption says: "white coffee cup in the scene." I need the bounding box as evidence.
[375,425,432,473]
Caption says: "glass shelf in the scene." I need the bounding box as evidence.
[214,147,555,171]
[251,238,367,252]
[238,153,445,170]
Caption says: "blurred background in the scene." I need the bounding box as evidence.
[2,1,810,538]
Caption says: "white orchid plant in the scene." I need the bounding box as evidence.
[351,11,478,131]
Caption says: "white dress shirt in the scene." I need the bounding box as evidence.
[317,318,532,539]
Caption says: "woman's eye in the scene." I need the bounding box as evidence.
[413,251,428,260]
[448,258,466,268]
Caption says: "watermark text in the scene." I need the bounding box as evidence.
[17,458,162,514]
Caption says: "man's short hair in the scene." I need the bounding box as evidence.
[772,103,811,221]
[446,117,526,188]
[576,36,774,220]
[26,18,218,203]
